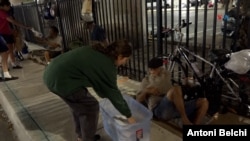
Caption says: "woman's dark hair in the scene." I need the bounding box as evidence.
[92,39,132,60]
[0,0,10,6]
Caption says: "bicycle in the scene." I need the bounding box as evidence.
[160,23,250,117]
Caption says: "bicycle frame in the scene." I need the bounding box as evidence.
[166,27,241,102]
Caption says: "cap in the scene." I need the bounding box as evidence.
[148,57,163,69]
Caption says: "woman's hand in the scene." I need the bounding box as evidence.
[127,116,136,124]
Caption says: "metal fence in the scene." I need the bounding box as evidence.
[13,0,246,81]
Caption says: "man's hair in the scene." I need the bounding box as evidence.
[50,26,59,34]
[148,57,163,69]
[0,0,10,6]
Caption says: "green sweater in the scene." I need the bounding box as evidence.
[43,46,131,117]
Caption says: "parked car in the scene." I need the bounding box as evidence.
[189,0,214,7]
[146,0,171,9]
[189,0,201,7]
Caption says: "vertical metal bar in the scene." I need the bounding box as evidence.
[232,0,241,51]
[169,0,175,79]
[140,0,146,78]
[163,0,168,54]
[193,0,198,54]
[134,0,140,79]
[178,0,181,30]
[121,0,125,38]
[125,0,130,75]
[222,0,229,49]
[145,0,150,73]
[96,0,102,25]
[34,0,44,35]
[130,0,137,79]
[212,0,218,50]
[101,0,106,39]
[107,0,113,41]
[77,0,82,41]
[116,0,121,39]
[156,0,163,56]
[71,0,77,39]
[177,0,182,83]
[92,0,96,23]
[170,0,174,49]
[56,0,67,50]
[186,0,190,50]
[112,0,117,40]
[201,0,208,72]
[151,0,155,55]
[248,21,250,48]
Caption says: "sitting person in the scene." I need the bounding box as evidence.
[84,18,109,47]
[34,25,62,65]
[136,57,209,125]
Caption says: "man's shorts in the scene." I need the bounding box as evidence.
[1,34,15,44]
[0,36,9,53]
[153,96,196,120]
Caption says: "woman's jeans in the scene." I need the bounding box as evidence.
[62,88,99,141]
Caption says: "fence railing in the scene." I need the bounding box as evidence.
[13,0,245,81]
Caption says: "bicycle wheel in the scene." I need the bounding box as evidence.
[221,75,250,117]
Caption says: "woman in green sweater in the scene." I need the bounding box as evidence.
[43,39,136,141]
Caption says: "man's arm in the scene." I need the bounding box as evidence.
[137,80,161,103]
[7,16,31,30]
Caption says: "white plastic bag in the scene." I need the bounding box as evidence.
[224,49,250,74]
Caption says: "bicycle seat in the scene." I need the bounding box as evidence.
[209,49,231,65]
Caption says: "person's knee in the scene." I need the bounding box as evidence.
[44,51,50,57]
[197,98,209,110]
[167,86,182,100]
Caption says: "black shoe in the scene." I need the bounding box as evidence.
[15,51,24,61]
[13,65,23,69]
[0,76,18,82]
[94,134,101,141]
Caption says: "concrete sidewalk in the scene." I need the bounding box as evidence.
[0,104,19,141]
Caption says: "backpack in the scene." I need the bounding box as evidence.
[221,8,242,38]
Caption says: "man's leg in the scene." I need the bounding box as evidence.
[45,51,61,64]
[193,98,209,124]
[44,50,50,64]
[167,86,192,125]
[136,91,149,103]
